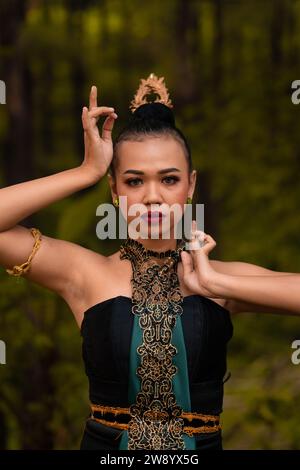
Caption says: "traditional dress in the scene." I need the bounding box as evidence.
[80,238,233,450]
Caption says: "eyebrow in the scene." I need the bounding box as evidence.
[123,167,181,175]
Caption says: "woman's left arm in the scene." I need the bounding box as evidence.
[213,272,300,316]
[181,224,300,316]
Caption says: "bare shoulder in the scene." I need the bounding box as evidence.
[0,224,109,298]
[39,237,113,325]
[54,239,111,297]
[33,233,109,278]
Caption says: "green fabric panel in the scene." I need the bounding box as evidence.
[118,314,195,450]
[172,315,196,450]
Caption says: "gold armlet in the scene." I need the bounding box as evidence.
[6,227,42,277]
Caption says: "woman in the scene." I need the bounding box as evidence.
[0,74,299,451]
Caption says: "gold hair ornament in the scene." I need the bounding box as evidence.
[129,73,173,113]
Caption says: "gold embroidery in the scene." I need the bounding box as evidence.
[90,417,128,431]
[119,238,187,450]
[89,403,221,436]
[182,411,219,422]
[89,416,221,436]
[90,403,130,416]
[183,424,221,437]
[90,403,220,423]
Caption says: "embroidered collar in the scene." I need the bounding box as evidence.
[120,237,186,265]
[119,236,187,450]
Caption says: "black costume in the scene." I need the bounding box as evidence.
[80,238,233,450]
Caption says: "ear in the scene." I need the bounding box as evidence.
[107,173,118,201]
[188,169,197,199]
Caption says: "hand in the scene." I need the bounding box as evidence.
[180,221,222,298]
[80,85,118,181]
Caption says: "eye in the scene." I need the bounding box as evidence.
[162,176,180,185]
[125,178,143,186]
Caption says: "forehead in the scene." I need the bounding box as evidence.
[116,136,187,173]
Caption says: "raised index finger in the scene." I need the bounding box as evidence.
[89,85,98,110]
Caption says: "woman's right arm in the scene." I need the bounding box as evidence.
[0,166,100,233]
[0,85,118,298]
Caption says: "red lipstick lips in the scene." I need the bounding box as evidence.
[141,211,165,222]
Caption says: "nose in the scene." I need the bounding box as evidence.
[142,181,163,206]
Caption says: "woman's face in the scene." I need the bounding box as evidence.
[108,135,196,239]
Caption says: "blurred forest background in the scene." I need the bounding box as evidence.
[1,0,300,450]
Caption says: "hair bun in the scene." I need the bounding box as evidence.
[132,102,175,127]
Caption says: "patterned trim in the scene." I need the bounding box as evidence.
[89,403,221,436]
[119,238,189,450]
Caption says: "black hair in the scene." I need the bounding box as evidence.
[109,102,193,179]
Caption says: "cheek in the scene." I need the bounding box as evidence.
[116,184,144,221]
[115,180,135,203]
[168,183,189,204]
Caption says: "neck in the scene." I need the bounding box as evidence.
[134,237,178,253]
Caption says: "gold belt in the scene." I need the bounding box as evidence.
[89,403,221,437]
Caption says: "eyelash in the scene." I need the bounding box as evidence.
[125,176,180,187]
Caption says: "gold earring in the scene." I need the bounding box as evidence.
[113,196,119,207]
[186,197,192,204]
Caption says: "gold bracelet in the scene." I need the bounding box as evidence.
[6,227,42,277]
